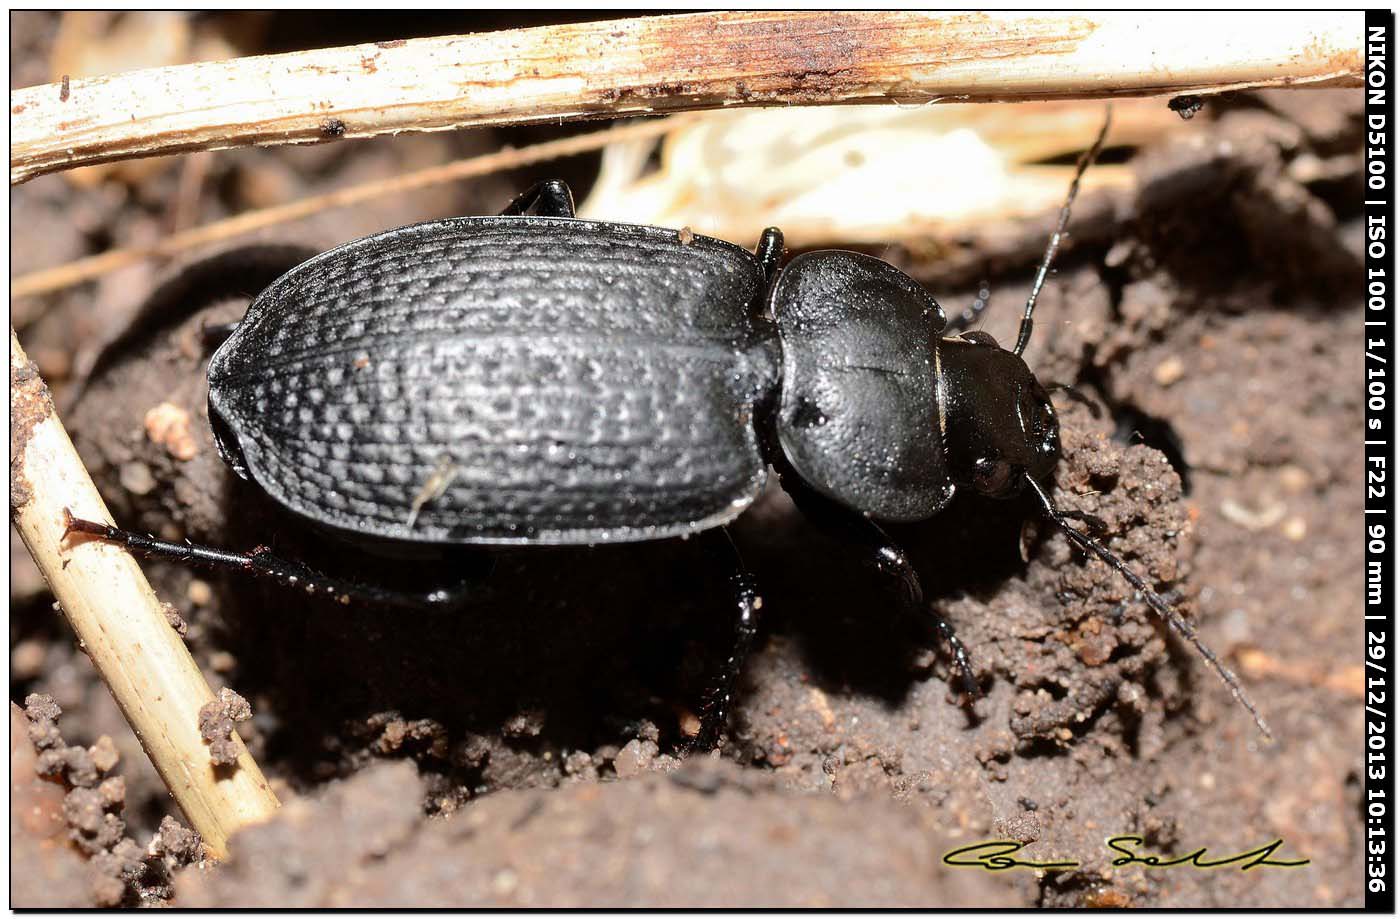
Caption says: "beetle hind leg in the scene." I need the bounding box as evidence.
[61,510,488,613]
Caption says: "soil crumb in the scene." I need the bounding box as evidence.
[199,686,253,766]
[9,353,53,508]
[14,694,201,906]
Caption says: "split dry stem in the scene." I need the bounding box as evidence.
[9,330,280,859]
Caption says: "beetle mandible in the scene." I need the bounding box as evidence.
[65,113,1269,747]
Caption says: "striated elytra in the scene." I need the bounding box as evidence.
[207,217,778,546]
[205,216,1006,546]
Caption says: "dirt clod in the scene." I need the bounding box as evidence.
[24,691,63,729]
[64,786,126,852]
[198,687,253,766]
[9,355,54,509]
[13,692,186,905]
[149,815,203,867]
[160,600,188,637]
[142,400,199,461]
[178,759,1014,908]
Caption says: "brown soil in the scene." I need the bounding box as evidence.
[11,12,1364,908]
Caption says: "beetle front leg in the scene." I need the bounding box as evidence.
[946,280,992,334]
[690,528,763,752]
[856,523,980,700]
[61,511,486,612]
[499,179,576,218]
[778,479,980,699]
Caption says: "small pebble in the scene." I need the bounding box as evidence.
[1277,465,1311,493]
[187,579,213,606]
[491,868,519,897]
[97,776,125,807]
[1153,356,1185,386]
[12,639,47,680]
[118,461,156,496]
[143,402,199,461]
[612,738,655,779]
[89,736,119,773]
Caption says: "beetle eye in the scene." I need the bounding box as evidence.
[972,457,1014,495]
[960,330,999,348]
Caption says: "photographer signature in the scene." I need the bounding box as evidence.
[943,837,1310,872]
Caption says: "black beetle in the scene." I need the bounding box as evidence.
[66,116,1269,746]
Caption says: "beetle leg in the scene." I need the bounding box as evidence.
[945,281,992,334]
[927,610,979,700]
[754,227,785,284]
[61,510,484,612]
[199,320,241,349]
[1057,507,1109,535]
[499,179,576,218]
[1043,382,1102,418]
[778,479,981,699]
[690,528,763,752]
[865,526,980,700]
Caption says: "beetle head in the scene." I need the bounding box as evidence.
[939,332,1059,498]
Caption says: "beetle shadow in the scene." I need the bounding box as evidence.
[209,476,755,781]
[734,486,1032,714]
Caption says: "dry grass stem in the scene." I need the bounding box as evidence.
[11,11,1361,185]
[10,330,280,858]
[11,116,694,300]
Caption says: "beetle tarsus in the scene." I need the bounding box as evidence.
[1058,508,1109,535]
[869,537,980,703]
[928,610,980,701]
[775,475,981,704]
[61,508,108,540]
[1044,382,1102,419]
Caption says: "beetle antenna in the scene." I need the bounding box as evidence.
[1022,475,1272,740]
[1012,109,1113,357]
